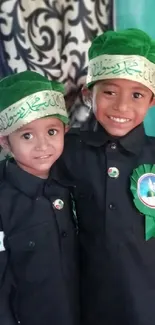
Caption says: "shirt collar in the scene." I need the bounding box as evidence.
[4,159,73,198]
[5,160,45,198]
[80,123,146,155]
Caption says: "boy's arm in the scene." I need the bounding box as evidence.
[0,228,17,324]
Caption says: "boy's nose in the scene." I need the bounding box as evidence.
[35,136,49,151]
[114,95,129,112]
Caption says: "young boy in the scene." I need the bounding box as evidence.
[0,71,79,325]
[59,29,155,325]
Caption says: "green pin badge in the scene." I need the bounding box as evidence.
[108,167,119,178]
[53,199,64,210]
[130,164,155,241]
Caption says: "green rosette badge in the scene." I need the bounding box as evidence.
[131,164,155,241]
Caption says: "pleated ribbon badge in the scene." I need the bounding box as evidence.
[130,164,155,240]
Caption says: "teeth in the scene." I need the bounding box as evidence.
[109,116,130,123]
[40,155,50,159]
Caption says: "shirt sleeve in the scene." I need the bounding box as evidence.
[0,225,17,324]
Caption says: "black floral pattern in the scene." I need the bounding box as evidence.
[0,0,112,90]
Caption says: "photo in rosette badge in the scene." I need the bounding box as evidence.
[130,164,155,240]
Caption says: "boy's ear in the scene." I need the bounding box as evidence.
[81,85,93,107]
[65,125,70,134]
[0,136,10,152]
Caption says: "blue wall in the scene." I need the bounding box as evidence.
[114,0,155,136]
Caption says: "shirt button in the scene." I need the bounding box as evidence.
[28,241,35,248]
[110,143,117,150]
[109,203,116,210]
[61,231,68,238]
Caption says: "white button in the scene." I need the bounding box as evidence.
[110,143,117,150]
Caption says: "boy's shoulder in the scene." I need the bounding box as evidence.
[64,128,98,148]
[0,159,23,197]
[147,135,155,144]
[134,135,155,159]
[64,127,155,160]
[65,128,155,145]
[65,128,81,142]
[145,135,155,150]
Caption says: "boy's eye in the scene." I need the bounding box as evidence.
[133,92,143,99]
[103,91,116,96]
[22,133,33,140]
[48,129,57,136]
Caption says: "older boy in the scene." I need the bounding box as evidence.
[59,29,155,325]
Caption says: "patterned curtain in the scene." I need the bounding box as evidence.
[0,0,112,92]
[0,0,112,158]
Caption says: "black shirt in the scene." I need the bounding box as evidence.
[0,160,79,325]
[59,123,155,325]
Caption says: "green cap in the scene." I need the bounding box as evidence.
[87,28,155,93]
[0,70,69,136]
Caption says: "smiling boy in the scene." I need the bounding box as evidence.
[59,29,155,325]
[92,78,154,137]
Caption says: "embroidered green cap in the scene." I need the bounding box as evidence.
[86,28,155,93]
[0,70,69,136]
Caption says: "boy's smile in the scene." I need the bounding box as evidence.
[108,116,131,123]
[92,78,155,137]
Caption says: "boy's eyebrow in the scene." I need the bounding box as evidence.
[16,128,32,133]
[131,87,149,93]
[16,125,37,132]
[46,123,62,128]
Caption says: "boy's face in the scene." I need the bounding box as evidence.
[92,78,155,137]
[7,117,65,178]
